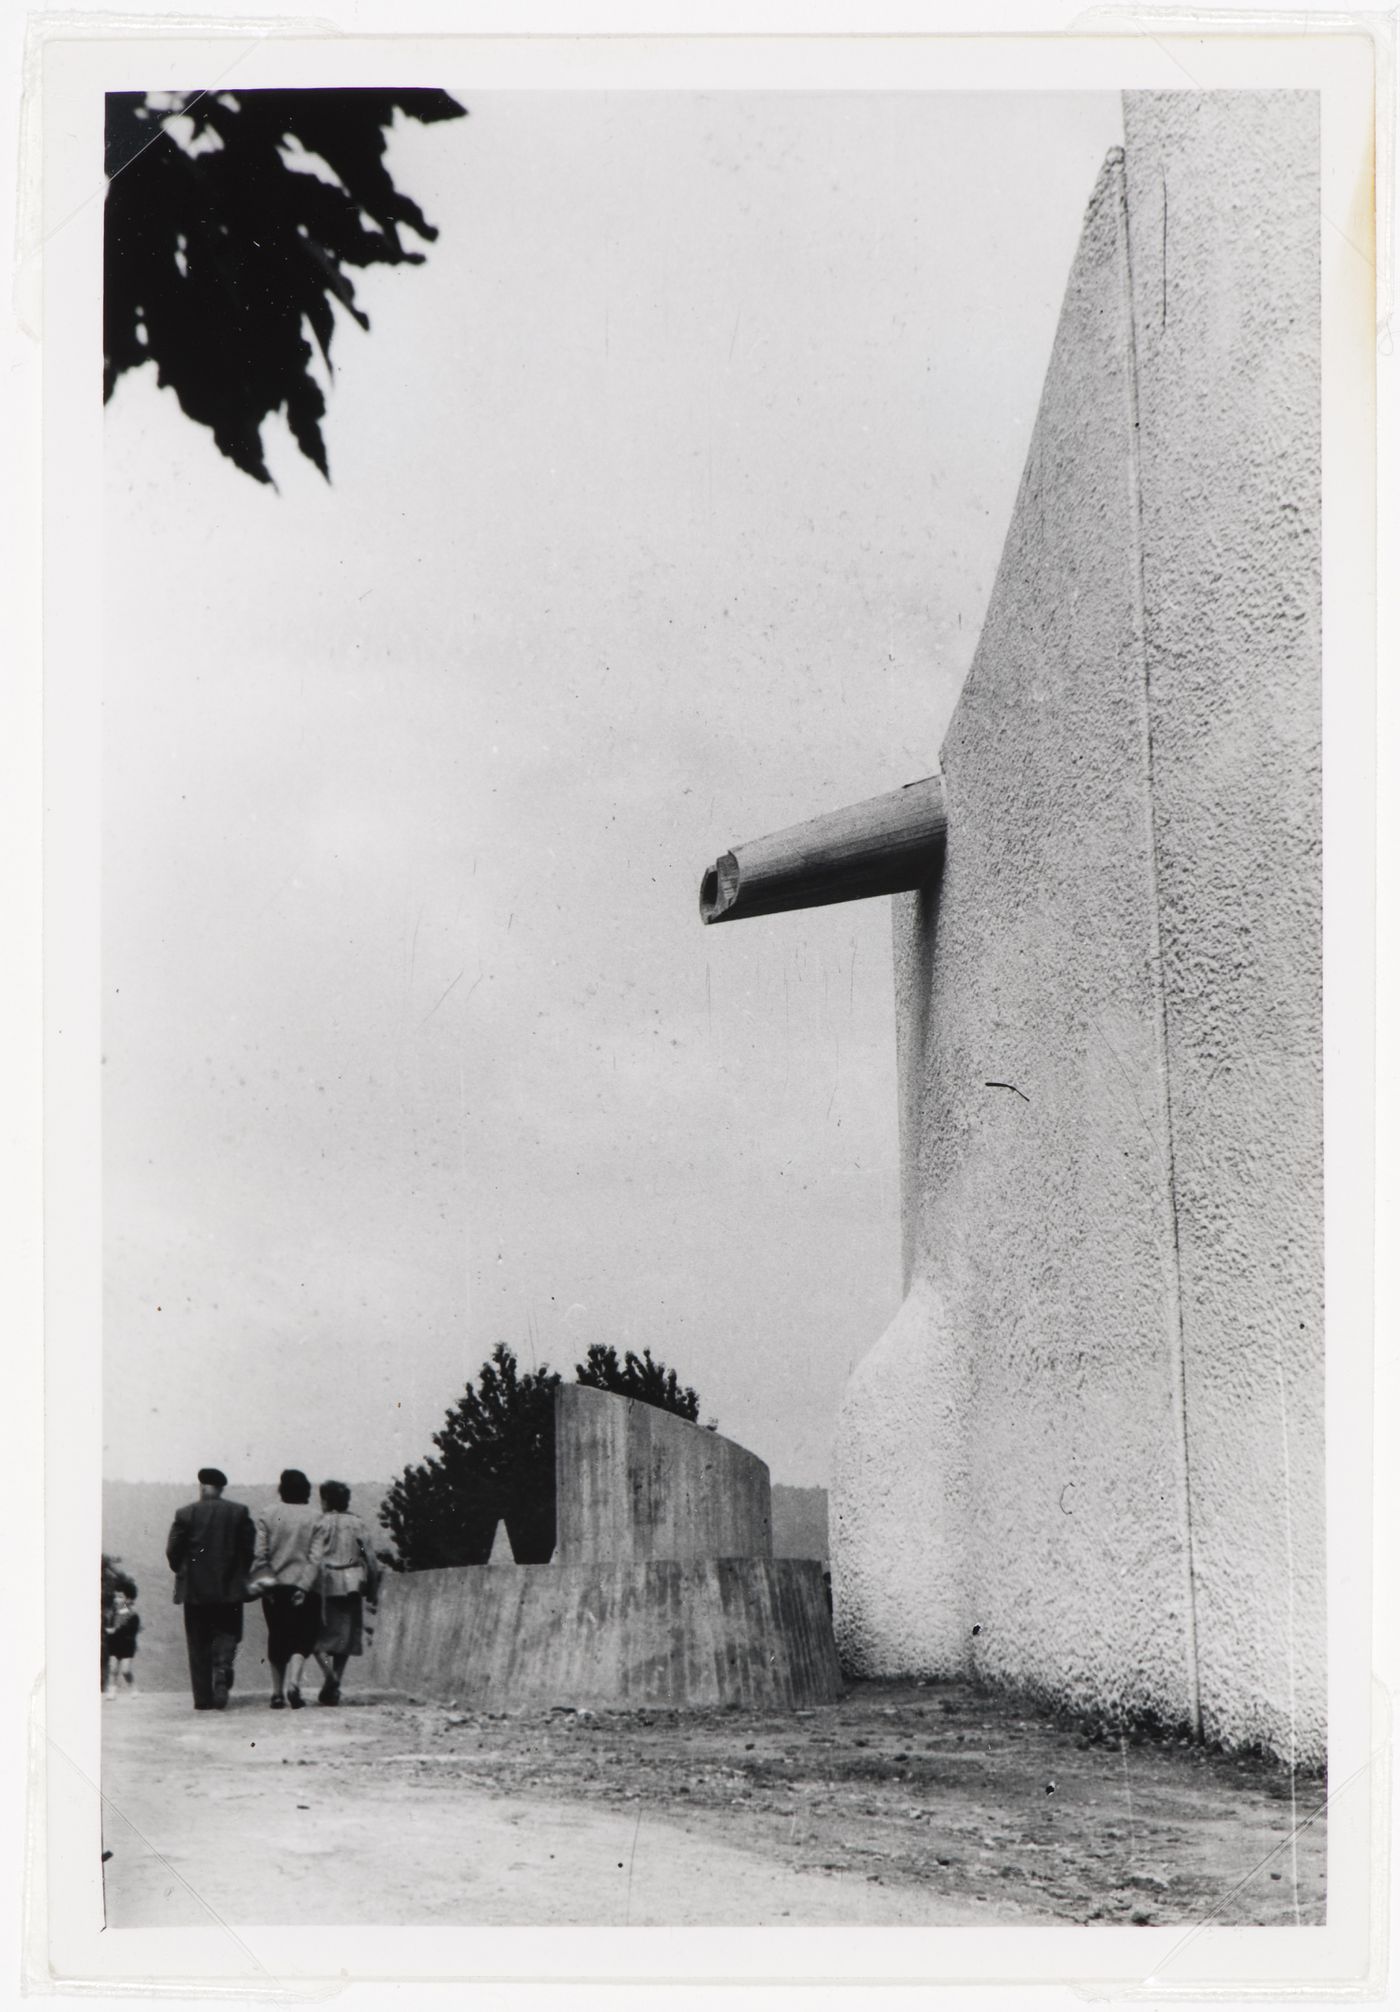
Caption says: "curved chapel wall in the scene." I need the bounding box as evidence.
[1120,93,1323,1760]
[833,95,1322,1764]
[837,146,1197,1728]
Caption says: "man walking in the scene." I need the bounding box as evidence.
[166,1467,255,1711]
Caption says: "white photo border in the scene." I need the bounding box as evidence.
[30,16,1382,2001]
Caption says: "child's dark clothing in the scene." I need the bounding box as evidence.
[105,1603,141,1660]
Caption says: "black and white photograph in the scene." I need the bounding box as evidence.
[27,19,1381,1999]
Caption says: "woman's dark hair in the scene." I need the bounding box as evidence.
[320,1479,351,1513]
[278,1468,312,1505]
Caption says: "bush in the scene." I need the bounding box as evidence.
[381,1341,711,1570]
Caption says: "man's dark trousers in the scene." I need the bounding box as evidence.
[183,1602,244,1709]
[167,1490,255,1710]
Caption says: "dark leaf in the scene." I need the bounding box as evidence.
[104,86,466,482]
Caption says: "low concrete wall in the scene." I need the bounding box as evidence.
[368,1393,828,1712]
[833,93,1322,1765]
[555,1385,772,1566]
[367,1557,839,1711]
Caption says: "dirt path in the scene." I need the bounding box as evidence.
[101,1679,1325,1930]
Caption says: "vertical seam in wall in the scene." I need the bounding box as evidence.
[895,876,940,1295]
[893,894,919,1294]
[1115,146,1203,1741]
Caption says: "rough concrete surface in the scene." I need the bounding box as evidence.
[837,146,1195,1724]
[366,1555,840,1711]
[1122,92,1324,1762]
[364,1390,836,1711]
[100,1681,1324,1930]
[555,1383,772,1565]
[833,94,1321,1766]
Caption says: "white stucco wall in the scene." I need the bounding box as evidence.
[832,94,1322,1764]
[1121,94,1324,1761]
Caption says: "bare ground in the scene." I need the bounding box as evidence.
[101,1677,1325,1930]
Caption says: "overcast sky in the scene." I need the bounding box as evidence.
[102,88,1123,1490]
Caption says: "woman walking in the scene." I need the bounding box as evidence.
[307,1480,381,1706]
[249,1468,321,1709]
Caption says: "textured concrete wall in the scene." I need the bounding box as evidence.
[367,1392,827,1711]
[366,1557,839,1711]
[555,1385,773,1566]
[1122,94,1324,1759]
[833,94,1322,1764]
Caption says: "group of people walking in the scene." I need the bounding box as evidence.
[165,1466,383,1711]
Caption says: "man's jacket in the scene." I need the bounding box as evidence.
[166,1496,256,1605]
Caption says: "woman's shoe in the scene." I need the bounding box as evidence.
[318,1680,340,1706]
[286,1686,303,1710]
[270,1695,286,1709]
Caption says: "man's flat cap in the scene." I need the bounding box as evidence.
[197,1466,228,1488]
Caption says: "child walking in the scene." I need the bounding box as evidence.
[103,1587,141,1692]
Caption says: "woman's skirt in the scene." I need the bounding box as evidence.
[315,1592,366,1658]
[262,1585,322,1664]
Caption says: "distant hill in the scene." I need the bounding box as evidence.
[103,1476,830,1694]
[770,1485,830,1562]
